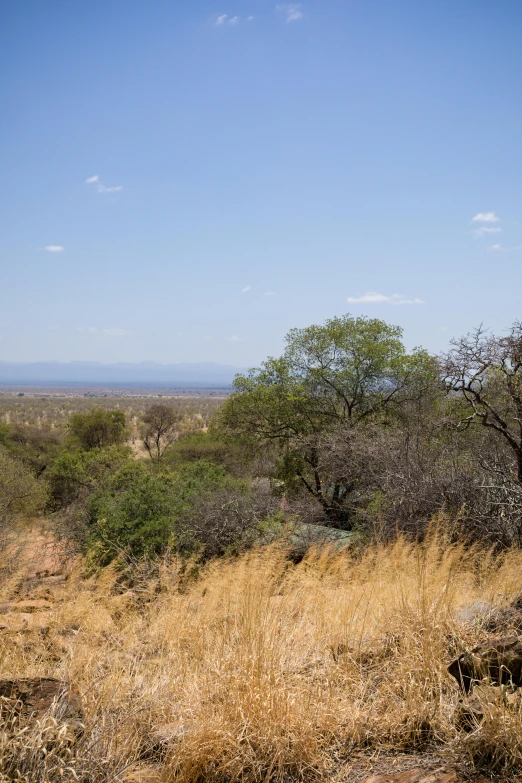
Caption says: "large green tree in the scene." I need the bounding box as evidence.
[217,314,437,526]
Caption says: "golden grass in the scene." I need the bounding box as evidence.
[3,532,522,781]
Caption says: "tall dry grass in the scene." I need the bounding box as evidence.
[3,531,522,781]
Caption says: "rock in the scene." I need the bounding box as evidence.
[456,600,497,627]
[0,677,83,728]
[456,597,522,635]
[362,767,458,783]
[259,521,354,558]
[448,636,522,693]
[453,684,504,732]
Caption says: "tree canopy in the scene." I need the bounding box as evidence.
[217,314,437,525]
[140,403,181,462]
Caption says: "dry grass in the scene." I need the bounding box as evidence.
[3,531,522,781]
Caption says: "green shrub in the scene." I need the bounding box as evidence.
[67,409,127,450]
[45,446,133,510]
[165,431,249,475]
[0,423,63,476]
[87,461,276,566]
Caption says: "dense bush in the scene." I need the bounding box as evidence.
[68,409,127,450]
[218,315,522,543]
[87,460,273,565]
[165,431,251,476]
[0,423,62,476]
[0,449,48,527]
[45,446,133,510]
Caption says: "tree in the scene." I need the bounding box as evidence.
[217,314,437,526]
[140,403,181,462]
[67,409,127,450]
[443,322,522,485]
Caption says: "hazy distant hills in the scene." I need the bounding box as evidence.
[0,361,246,386]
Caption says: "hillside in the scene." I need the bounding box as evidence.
[0,527,518,782]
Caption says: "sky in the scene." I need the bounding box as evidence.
[1,0,521,368]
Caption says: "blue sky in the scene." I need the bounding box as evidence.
[1,0,521,367]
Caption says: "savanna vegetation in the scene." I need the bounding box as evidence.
[2,314,522,781]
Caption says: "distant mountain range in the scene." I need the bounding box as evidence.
[0,361,246,386]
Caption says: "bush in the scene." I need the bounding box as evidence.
[0,449,48,527]
[45,446,133,510]
[0,423,63,476]
[87,461,277,566]
[67,409,127,450]
[88,466,177,565]
[165,431,250,476]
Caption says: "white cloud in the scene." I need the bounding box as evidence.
[229,335,245,342]
[86,175,123,194]
[264,291,276,296]
[247,15,254,21]
[276,4,303,22]
[472,212,500,223]
[77,326,128,336]
[97,185,123,193]
[241,285,252,293]
[216,14,240,25]
[45,245,64,252]
[488,244,501,251]
[102,327,128,336]
[474,226,502,237]
[346,292,425,305]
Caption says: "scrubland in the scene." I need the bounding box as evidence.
[3,316,522,781]
[3,531,522,782]
[0,394,222,438]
